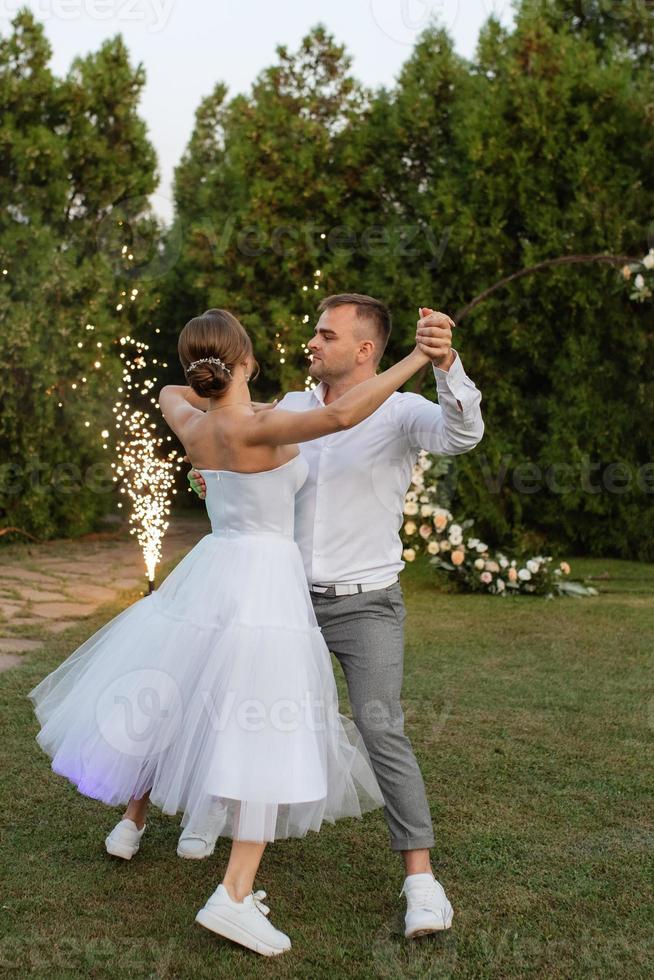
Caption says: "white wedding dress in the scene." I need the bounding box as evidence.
[28,452,385,842]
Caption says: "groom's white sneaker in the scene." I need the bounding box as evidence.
[105,818,146,860]
[195,883,291,956]
[177,826,219,859]
[400,872,454,938]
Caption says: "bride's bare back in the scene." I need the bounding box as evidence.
[158,397,301,473]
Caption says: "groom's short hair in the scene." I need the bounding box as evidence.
[317,293,391,365]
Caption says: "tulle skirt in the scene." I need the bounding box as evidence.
[27,531,385,842]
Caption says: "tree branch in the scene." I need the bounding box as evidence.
[413,252,639,394]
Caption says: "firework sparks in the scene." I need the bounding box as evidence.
[110,334,181,591]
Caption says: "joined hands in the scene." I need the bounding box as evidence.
[415,307,456,370]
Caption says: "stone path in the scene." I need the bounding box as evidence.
[0,513,209,672]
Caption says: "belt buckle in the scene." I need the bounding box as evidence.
[312,583,336,596]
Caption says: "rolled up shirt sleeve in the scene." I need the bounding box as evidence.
[391,348,484,455]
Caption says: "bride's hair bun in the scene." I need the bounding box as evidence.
[185,356,231,398]
[178,309,259,398]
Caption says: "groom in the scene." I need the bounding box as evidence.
[185,294,484,937]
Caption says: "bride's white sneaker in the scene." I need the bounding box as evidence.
[105,818,146,860]
[177,826,218,860]
[195,883,291,957]
[400,872,454,938]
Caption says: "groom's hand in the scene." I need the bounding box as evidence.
[416,307,456,370]
[251,399,279,412]
[183,456,207,499]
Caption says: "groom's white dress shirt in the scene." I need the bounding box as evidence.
[276,349,485,586]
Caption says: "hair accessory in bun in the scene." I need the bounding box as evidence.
[186,356,232,376]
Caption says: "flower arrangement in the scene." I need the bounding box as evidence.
[401,452,598,598]
[622,247,654,303]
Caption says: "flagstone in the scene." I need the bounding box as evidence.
[0,637,41,654]
[64,563,114,577]
[31,602,97,620]
[46,621,77,634]
[0,653,22,672]
[67,584,117,603]
[0,602,22,620]
[0,569,63,587]
[16,587,70,603]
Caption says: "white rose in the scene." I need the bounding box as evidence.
[419,494,430,503]
[427,541,440,554]
[475,543,487,553]
[499,557,509,569]
[404,501,419,516]
[419,456,432,470]
[403,548,416,562]
[526,559,540,573]
[450,524,462,536]
[643,251,654,270]
[474,558,485,570]
[421,504,433,517]
[518,568,532,581]
[404,521,417,535]
[467,538,479,548]
[635,273,645,289]
[439,540,451,552]
[496,578,505,592]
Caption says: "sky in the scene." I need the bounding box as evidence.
[2,0,515,221]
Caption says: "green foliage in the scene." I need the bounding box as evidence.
[0,11,158,539]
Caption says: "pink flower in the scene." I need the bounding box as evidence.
[480,571,493,584]
[419,523,433,539]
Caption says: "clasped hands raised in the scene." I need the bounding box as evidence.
[414,307,455,369]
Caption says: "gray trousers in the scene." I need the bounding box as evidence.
[310,582,435,852]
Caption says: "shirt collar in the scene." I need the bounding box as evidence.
[311,380,327,406]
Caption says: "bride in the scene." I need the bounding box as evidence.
[28,308,432,957]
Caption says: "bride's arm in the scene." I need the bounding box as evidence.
[242,346,431,448]
[160,385,209,412]
[158,386,208,441]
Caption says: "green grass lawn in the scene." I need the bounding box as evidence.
[1,555,652,978]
